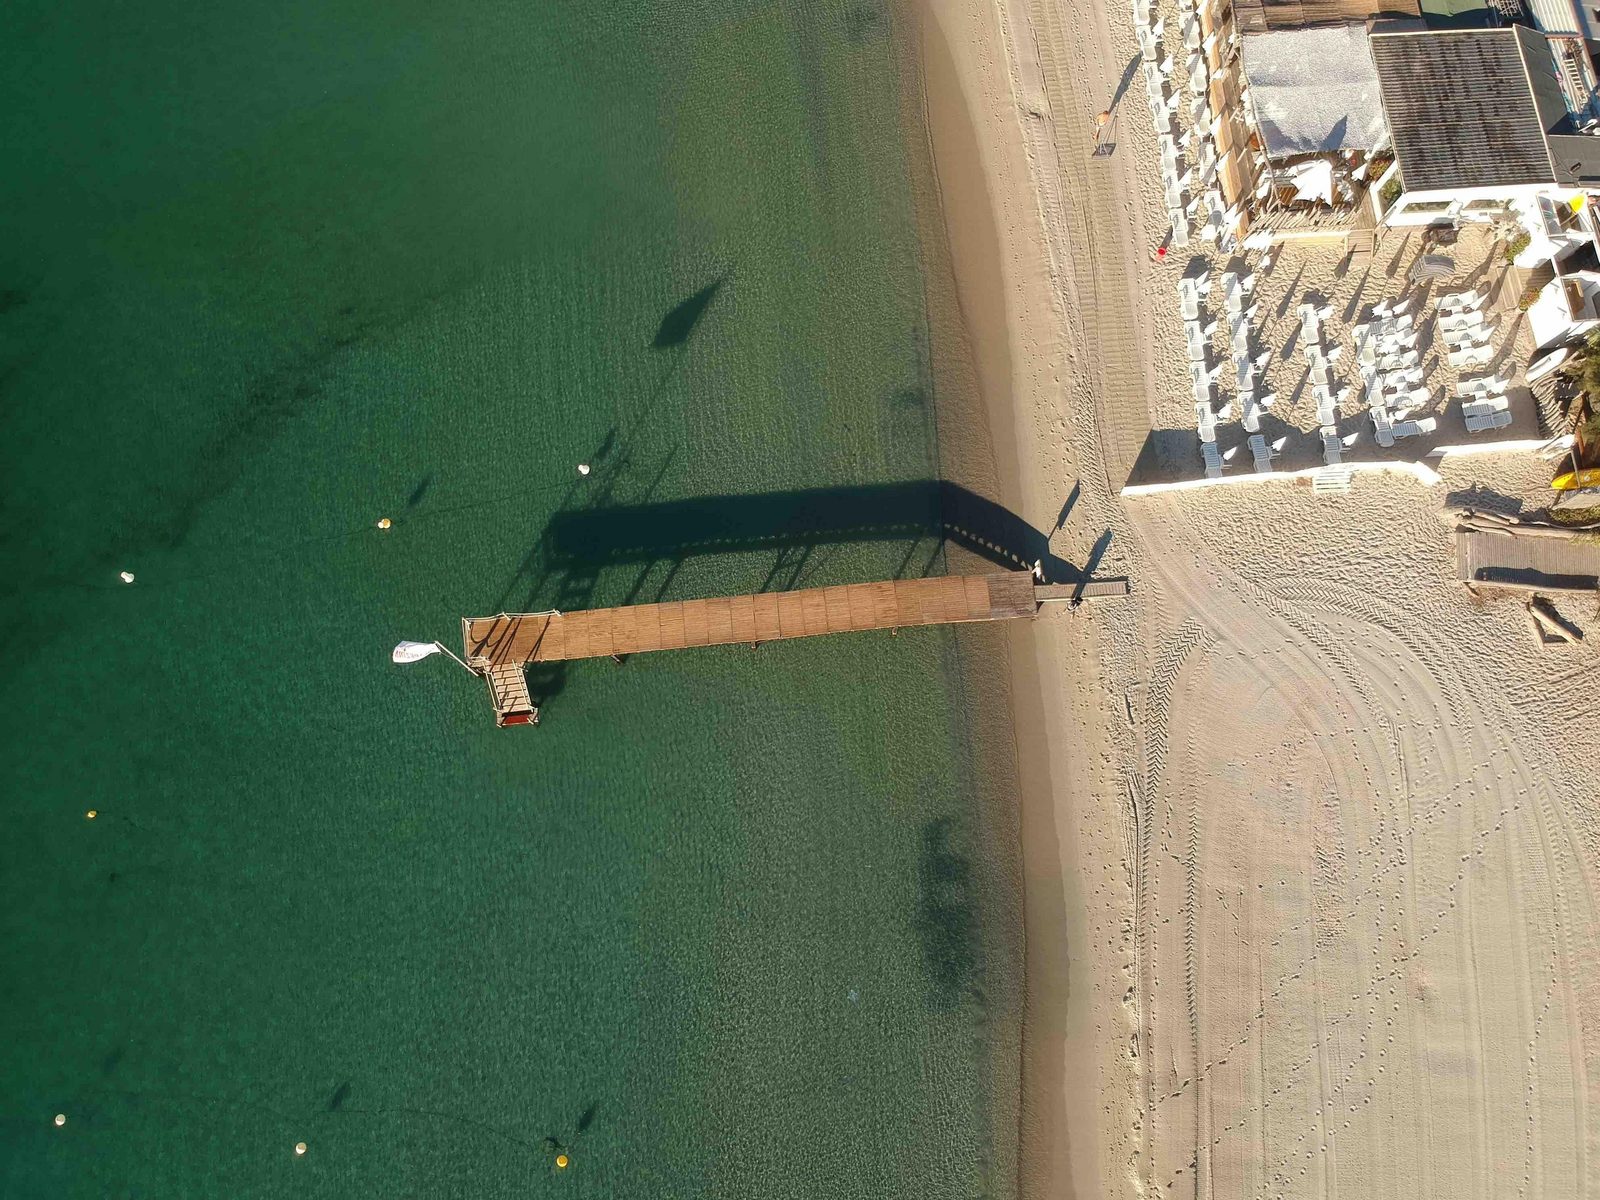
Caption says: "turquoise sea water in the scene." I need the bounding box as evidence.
[0,2,1020,1196]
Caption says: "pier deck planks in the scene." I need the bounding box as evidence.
[463,571,1039,667]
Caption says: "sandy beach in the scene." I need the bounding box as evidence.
[909,0,1600,1195]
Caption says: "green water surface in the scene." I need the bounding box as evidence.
[0,2,1020,1195]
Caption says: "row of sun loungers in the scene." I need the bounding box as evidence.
[1225,270,1274,436]
[1186,264,1279,472]
[1352,303,1434,449]
[1458,369,1514,433]
[1436,288,1498,368]
[1435,289,1499,378]
[1183,273,1220,456]
[1296,298,1346,465]
[1138,0,1234,249]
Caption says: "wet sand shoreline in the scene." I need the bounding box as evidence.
[893,1,1113,1196]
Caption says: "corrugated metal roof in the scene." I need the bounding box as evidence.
[1242,25,1388,155]
[1528,0,1582,35]
[1370,28,1556,189]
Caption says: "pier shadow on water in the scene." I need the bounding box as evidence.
[535,480,1080,578]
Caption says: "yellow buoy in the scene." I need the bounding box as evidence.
[86,810,97,820]
[555,1153,570,1170]
[376,518,392,530]
[54,1114,66,1127]
[295,1141,307,1156]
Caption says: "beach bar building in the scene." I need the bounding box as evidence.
[1367,23,1600,348]
[1369,24,1600,225]
[1237,23,1393,238]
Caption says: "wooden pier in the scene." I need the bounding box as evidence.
[462,570,1121,725]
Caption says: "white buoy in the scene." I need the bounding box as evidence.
[54,1114,66,1127]
[295,1141,307,1156]
[577,463,591,476]
[118,571,136,584]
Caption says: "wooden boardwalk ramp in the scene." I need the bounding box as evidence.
[464,572,1037,667]
[461,570,1124,725]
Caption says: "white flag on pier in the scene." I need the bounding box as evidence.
[391,640,443,664]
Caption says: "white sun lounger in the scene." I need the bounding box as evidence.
[1236,359,1255,394]
[1444,324,1493,350]
[1178,277,1203,318]
[1441,314,1492,336]
[1201,440,1223,477]
[1314,384,1338,426]
[1448,343,1495,369]
[1377,349,1420,371]
[1391,417,1436,439]
[1458,373,1509,395]
[1371,406,1395,447]
[1320,426,1342,465]
[1461,400,1509,422]
[1363,372,1387,408]
[1438,289,1484,312]
[1240,392,1262,432]
[1393,385,1431,408]
[1438,309,1490,331]
[1247,433,1273,471]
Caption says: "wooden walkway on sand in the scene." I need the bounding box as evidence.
[463,571,1041,670]
[1456,529,1600,594]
